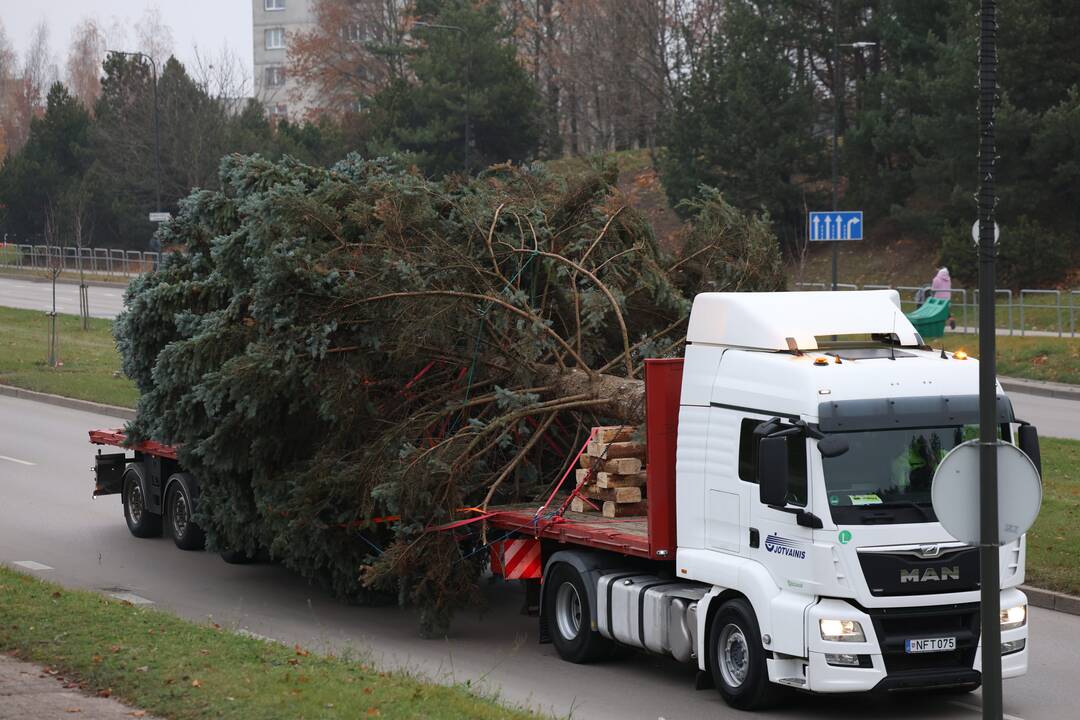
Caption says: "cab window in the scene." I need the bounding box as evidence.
[738,418,808,506]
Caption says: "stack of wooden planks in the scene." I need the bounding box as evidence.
[570,426,647,518]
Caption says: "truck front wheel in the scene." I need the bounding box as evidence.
[708,598,783,710]
[122,467,162,538]
[543,563,613,663]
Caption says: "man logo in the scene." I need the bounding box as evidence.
[900,566,960,583]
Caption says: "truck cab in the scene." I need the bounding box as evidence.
[532,290,1034,710]
[671,290,1030,703]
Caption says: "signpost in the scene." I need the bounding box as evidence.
[809,211,863,242]
[148,212,172,223]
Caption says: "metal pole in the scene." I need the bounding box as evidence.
[151,58,161,213]
[831,0,839,291]
[977,2,1002,719]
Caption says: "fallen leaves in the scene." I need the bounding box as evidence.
[96,688,112,698]
[191,679,202,688]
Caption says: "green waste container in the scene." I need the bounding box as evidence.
[906,297,950,339]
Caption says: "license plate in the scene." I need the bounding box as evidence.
[905,637,956,654]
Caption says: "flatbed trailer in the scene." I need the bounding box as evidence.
[90,359,684,562]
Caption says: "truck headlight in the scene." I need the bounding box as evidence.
[819,619,866,642]
[1000,604,1027,630]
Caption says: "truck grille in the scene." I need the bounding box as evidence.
[866,603,980,674]
[857,545,980,597]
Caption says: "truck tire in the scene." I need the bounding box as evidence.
[122,466,161,538]
[708,598,783,710]
[543,562,614,663]
[165,477,205,550]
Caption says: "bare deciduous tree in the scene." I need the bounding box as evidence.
[288,0,410,117]
[134,6,175,69]
[66,19,107,111]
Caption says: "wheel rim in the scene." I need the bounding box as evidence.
[171,490,189,538]
[554,581,583,640]
[718,623,750,689]
[126,481,144,525]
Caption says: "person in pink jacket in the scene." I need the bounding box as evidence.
[930,267,956,329]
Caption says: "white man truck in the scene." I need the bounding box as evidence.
[90,290,1038,710]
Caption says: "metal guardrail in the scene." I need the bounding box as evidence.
[793,280,1079,337]
[0,244,158,278]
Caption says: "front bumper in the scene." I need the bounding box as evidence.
[787,590,1028,693]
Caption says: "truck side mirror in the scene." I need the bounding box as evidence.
[817,435,849,458]
[758,436,789,507]
[1018,424,1042,477]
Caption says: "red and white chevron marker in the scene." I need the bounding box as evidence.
[491,538,542,580]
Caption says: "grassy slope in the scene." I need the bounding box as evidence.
[0,566,539,720]
[0,305,138,408]
[1025,438,1080,595]
[938,334,1080,385]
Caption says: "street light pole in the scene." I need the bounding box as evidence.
[829,2,875,291]
[412,21,471,173]
[977,1,1002,718]
[831,2,839,291]
[108,50,162,213]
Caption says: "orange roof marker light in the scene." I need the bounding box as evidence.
[953,350,969,360]
[814,357,829,366]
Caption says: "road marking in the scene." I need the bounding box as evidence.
[110,592,154,605]
[13,560,53,570]
[0,454,36,466]
[949,700,1025,720]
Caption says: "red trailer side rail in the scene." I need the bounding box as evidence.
[486,358,682,561]
[89,429,179,461]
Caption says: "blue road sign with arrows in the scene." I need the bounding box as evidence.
[809,211,863,241]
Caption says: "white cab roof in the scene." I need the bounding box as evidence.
[686,290,921,351]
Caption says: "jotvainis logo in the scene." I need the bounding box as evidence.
[764,533,807,560]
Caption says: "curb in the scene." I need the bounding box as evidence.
[0,384,134,420]
[0,271,130,289]
[1000,376,1080,402]
[1021,585,1080,616]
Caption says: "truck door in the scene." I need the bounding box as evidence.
[738,418,814,568]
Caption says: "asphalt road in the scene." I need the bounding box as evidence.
[1010,392,1080,441]
[0,277,125,319]
[1,395,1075,720]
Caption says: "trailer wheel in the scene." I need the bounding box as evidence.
[543,563,613,663]
[122,466,161,538]
[165,476,205,551]
[708,598,783,710]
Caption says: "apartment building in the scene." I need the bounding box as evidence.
[252,0,318,120]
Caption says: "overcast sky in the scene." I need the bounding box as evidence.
[2,1,253,88]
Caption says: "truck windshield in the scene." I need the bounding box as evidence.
[821,425,983,525]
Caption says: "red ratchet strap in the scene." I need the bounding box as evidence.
[425,507,500,533]
[537,428,598,521]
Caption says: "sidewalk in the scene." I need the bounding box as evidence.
[0,655,159,719]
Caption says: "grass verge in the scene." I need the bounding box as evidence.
[937,334,1080,386]
[1025,437,1080,596]
[0,305,137,408]
[0,565,539,720]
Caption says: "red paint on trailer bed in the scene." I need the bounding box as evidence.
[89,429,178,461]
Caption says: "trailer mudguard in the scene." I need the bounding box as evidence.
[543,550,624,633]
